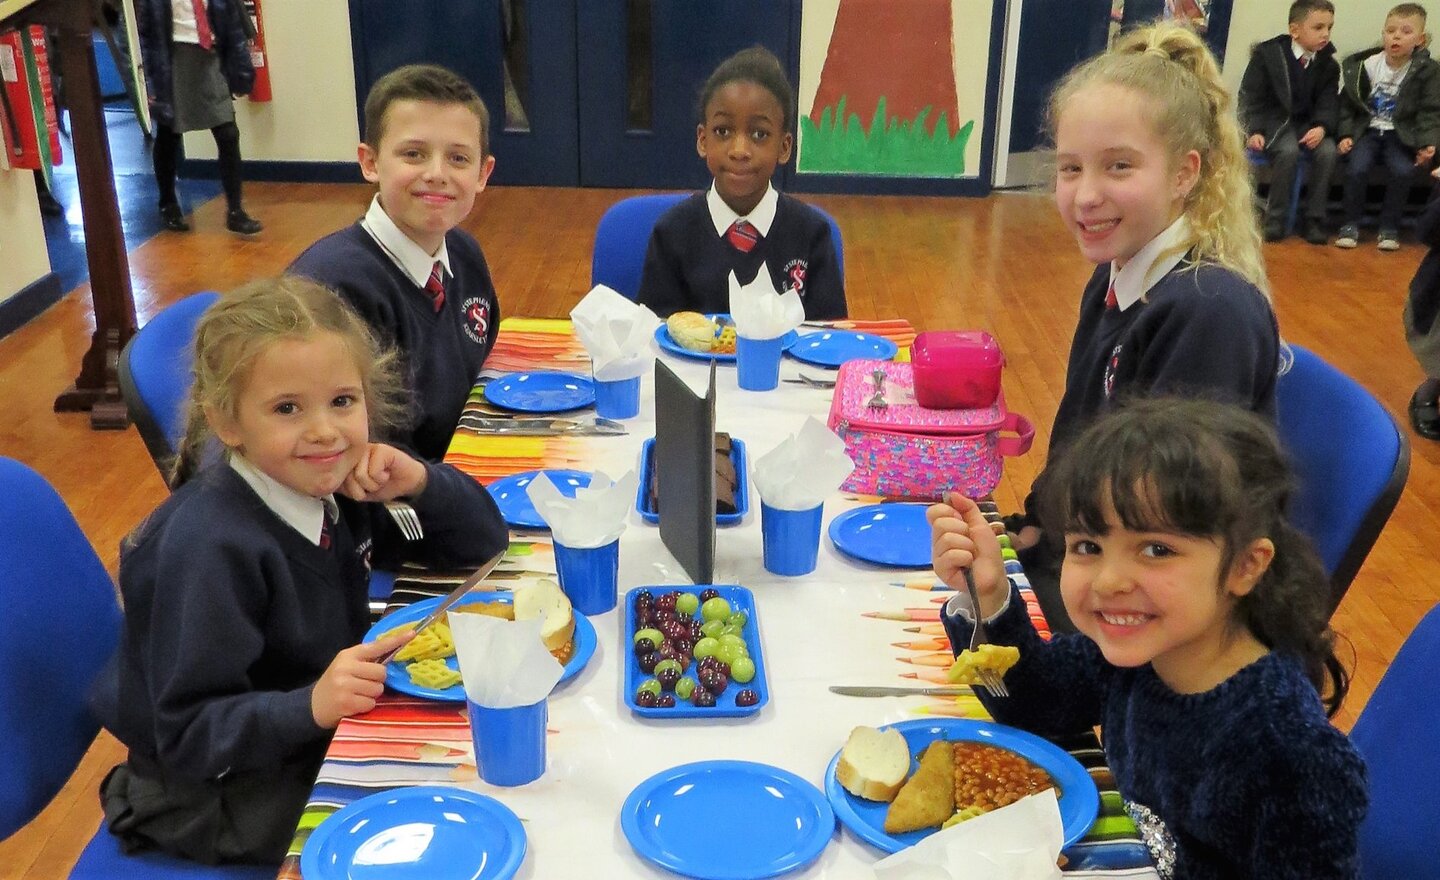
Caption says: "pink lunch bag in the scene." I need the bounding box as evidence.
[826,359,1035,499]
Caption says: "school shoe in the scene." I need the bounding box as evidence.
[1409,388,1440,441]
[1302,220,1329,245]
[1263,221,1286,243]
[225,208,263,236]
[1378,229,1401,252]
[159,203,190,232]
[1334,225,1360,249]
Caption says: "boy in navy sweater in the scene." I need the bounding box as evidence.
[637,48,846,320]
[1239,0,1340,244]
[290,65,501,460]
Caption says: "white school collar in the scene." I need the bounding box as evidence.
[1290,40,1314,65]
[361,195,453,289]
[1109,216,1191,312]
[707,183,779,239]
[229,455,339,547]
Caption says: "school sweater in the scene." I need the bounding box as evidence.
[1239,35,1340,141]
[941,584,1368,880]
[1048,261,1279,458]
[289,225,501,461]
[636,191,847,320]
[91,460,508,782]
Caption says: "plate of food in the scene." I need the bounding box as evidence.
[654,312,800,363]
[623,585,768,718]
[365,581,595,700]
[301,786,526,880]
[787,330,899,368]
[636,435,748,526]
[487,469,593,530]
[824,719,1099,853]
[827,503,932,568]
[483,371,596,413]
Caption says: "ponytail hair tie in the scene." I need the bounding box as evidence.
[1145,44,1171,61]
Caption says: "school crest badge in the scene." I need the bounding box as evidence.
[782,258,808,297]
[1104,342,1122,399]
[462,297,491,345]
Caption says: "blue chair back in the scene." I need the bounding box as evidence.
[590,193,846,300]
[119,292,220,483]
[1275,346,1409,613]
[1351,602,1440,880]
[0,458,121,842]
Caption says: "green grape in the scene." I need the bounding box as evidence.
[716,643,742,666]
[729,655,756,683]
[701,597,732,623]
[634,627,664,647]
[675,676,697,699]
[720,624,743,639]
[654,658,683,677]
[718,633,748,655]
[693,637,721,660]
[700,619,726,639]
[725,610,748,630]
[638,678,662,697]
[675,592,700,616]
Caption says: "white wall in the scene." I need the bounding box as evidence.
[0,168,52,306]
[1223,0,1399,95]
[184,0,359,163]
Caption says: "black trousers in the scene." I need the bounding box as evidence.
[152,120,244,212]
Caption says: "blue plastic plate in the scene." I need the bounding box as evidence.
[482,371,595,412]
[636,438,749,526]
[301,786,526,880]
[787,330,899,368]
[366,594,596,700]
[825,718,1099,853]
[827,503,932,568]
[654,314,800,363]
[486,469,593,530]
[622,760,833,880]
[623,585,768,718]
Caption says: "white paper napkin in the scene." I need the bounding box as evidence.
[751,417,855,510]
[525,469,638,549]
[728,263,805,341]
[872,790,1065,880]
[570,285,661,381]
[449,612,563,708]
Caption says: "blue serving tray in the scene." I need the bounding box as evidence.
[623,584,769,718]
[636,437,749,526]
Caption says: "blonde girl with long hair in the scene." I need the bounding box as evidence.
[1007,22,1281,634]
[92,277,507,866]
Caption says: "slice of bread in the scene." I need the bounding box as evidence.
[836,725,911,802]
[884,740,955,834]
[666,311,717,352]
[512,579,575,653]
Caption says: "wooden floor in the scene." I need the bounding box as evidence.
[1,183,1432,876]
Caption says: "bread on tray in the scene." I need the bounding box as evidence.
[666,311,717,352]
[836,725,911,803]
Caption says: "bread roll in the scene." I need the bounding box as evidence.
[836,725,911,802]
[512,578,575,653]
[666,311,717,352]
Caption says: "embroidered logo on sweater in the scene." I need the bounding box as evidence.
[355,536,373,574]
[1104,342,1123,399]
[782,258,808,297]
[462,297,491,345]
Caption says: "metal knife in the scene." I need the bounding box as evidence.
[829,685,972,698]
[376,547,508,664]
[458,416,628,436]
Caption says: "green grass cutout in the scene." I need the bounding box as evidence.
[799,96,974,177]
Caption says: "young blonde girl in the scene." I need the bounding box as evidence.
[92,277,507,865]
[1012,22,1280,632]
[932,398,1366,879]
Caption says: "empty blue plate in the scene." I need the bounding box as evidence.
[827,503,933,568]
[483,372,595,413]
[621,760,833,879]
[487,469,593,530]
[301,786,526,880]
[787,330,898,368]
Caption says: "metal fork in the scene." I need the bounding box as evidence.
[384,501,424,541]
[867,368,888,410]
[782,373,837,389]
[964,568,1009,697]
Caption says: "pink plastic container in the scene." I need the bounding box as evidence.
[910,331,1004,409]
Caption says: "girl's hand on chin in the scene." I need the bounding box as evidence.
[340,443,428,501]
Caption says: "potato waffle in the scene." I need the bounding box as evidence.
[946,643,1020,686]
[384,621,455,662]
[405,658,463,690]
[712,326,737,354]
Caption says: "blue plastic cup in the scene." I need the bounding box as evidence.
[593,375,641,419]
[761,502,824,576]
[553,539,619,614]
[736,335,785,391]
[467,697,547,786]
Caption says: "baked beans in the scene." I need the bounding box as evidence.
[952,742,1056,813]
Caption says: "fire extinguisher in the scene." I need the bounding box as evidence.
[0,27,62,180]
[242,0,271,102]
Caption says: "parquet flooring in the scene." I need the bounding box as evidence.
[0,183,1430,876]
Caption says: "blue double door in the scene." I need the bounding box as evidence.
[349,0,793,189]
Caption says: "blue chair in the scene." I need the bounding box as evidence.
[1275,346,1409,614]
[118,291,220,485]
[0,458,271,878]
[590,192,846,300]
[1350,602,1440,880]
[1248,148,1308,236]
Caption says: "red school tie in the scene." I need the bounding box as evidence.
[425,261,446,313]
[1300,55,1311,69]
[191,0,214,50]
[726,220,760,254]
[1105,283,1118,310]
[318,517,332,550]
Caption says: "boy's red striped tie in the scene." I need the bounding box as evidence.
[726,220,760,253]
[425,261,445,312]
[318,517,332,550]
[1105,283,1118,310]
[191,0,214,50]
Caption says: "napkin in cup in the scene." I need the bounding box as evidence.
[872,790,1064,880]
[728,264,805,341]
[449,612,563,708]
[751,417,855,510]
[570,284,661,381]
[525,469,638,549]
